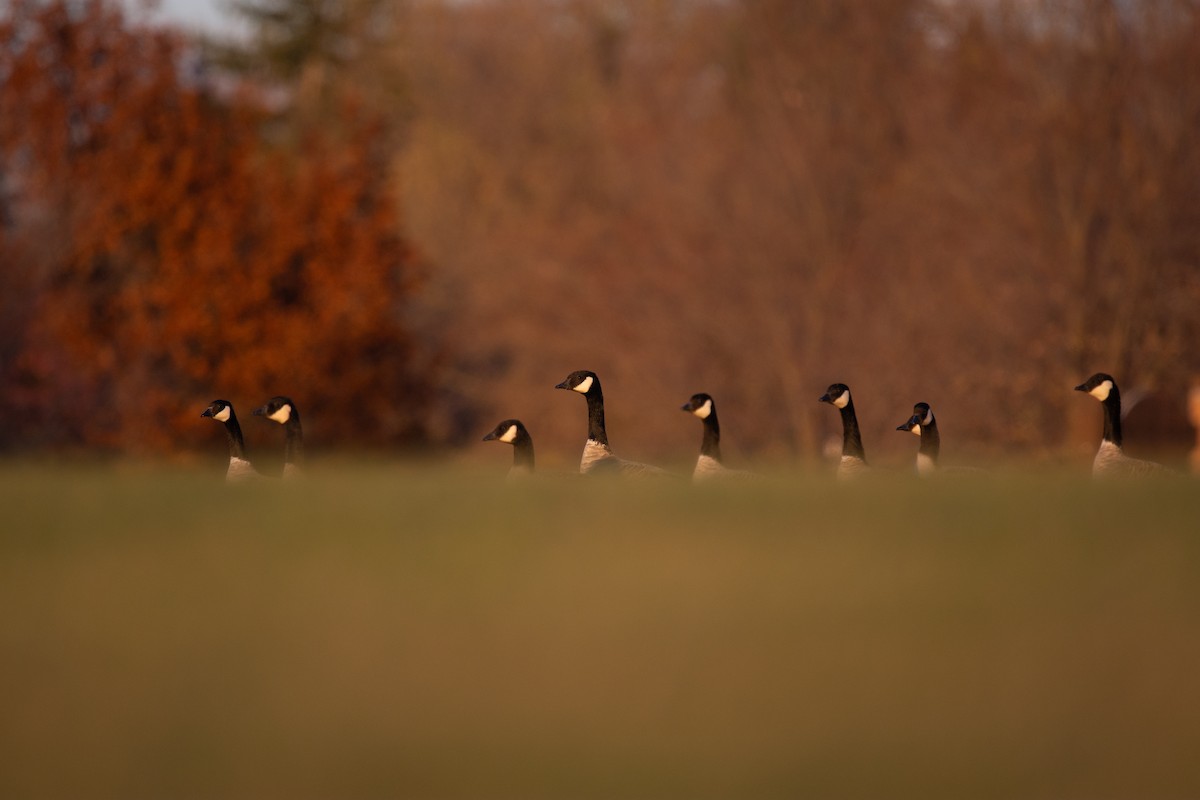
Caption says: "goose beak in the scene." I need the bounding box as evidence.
[818,393,832,404]
[554,380,570,390]
[897,415,920,432]
[680,402,692,412]
[1073,383,1087,392]
[201,408,214,418]
[252,405,267,416]
[482,431,498,442]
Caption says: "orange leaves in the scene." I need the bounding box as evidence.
[0,0,429,454]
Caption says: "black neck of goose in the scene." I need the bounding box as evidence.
[585,389,608,446]
[512,432,535,471]
[223,415,247,460]
[700,412,722,462]
[283,415,304,466]
[1101,389,1122,447]
[840,401,866,461]
[919,418,940,462]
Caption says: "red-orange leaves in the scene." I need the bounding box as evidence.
[0,1,428,454]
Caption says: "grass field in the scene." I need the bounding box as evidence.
[1,464,1198,799]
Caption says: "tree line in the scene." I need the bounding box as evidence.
[2,0,1198,466]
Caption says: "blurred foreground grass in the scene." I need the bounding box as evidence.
[1,463,1198,799]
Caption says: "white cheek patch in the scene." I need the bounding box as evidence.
[213,406,231,422]
[572,375,594,394]
[268,405,292,424]
[832,391,850,409]
[922,410,934,426]
[1088,380,1113,401]
[692,399,713,419]
[910,425,921,436]
[498,425,518,443]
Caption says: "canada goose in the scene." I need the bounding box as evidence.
[1074,373,1173,478]
[482,419,535,479]
[200,399,261,482]
[554,370,670,477]
[895,401,984,476]
[680,393,757,481]
[896,402,940,476]
[253,396,303,478]
[819,383,869,479]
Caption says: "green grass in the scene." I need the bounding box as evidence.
[1,464,1199,799]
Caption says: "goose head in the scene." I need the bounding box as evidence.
[819,383,852,409]
[201,399,234,423]
[555,370,599,396]
[483,419,527,445]
[1074,373,1117,402]
[681,393,715,419]
[897,402,933,435]
[253,396,297,424]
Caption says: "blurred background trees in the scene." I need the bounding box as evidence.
[0,0,429,455]
[2,0,1198,466]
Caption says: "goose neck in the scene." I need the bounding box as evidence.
[699,412,722,462]
[1100,390,1122,447]
[585,391,609,446]
[223,415,248,461]
[283,415,304,467]
[839,401,866,461]
[918,419,940,463]
[512,434,535,471]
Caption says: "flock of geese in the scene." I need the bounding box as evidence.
[200,396,303,481]
[202,371,1177,483]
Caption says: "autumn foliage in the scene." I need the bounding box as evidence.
[390,0,1200,465]
[3,0,1200,466]
[0,0,428,455]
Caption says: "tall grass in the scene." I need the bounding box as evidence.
[1,464,1198,799]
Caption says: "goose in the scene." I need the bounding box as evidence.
[896,402,940,476]
[819,383,869,479]
[895,402,984,476]
[680,393,757,481]
[200,399,261,482]
[554,370,671,477]
[482,419,535,479]
[1074,373,1173,478]
[253,396,303,478]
